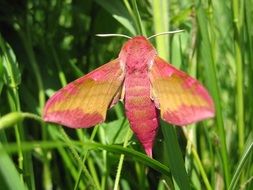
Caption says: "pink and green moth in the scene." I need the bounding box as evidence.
[43,33,215,157]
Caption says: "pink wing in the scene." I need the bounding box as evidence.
[149,56,215,125]
[43,59,124,128]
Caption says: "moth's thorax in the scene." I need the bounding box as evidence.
[119,36,156,73]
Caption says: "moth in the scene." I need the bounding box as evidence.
[43,34,215,157]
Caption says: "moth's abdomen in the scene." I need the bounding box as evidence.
[124,73,159,157]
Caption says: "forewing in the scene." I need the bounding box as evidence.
[43,59,124,128]
[150,56,214,126]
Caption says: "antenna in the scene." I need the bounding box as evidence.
[96,34,132,39]
[148,30,184,39]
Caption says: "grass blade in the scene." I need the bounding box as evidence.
[0,143,26,190]
[152,0,169,60]
[232,0,245,155]
[229,134,253,190]
[161,122,191,189]
[0,140,171,177]
[195,1,230,187]
[95,0,136,35]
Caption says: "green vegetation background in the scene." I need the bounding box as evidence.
[0,0,252,189]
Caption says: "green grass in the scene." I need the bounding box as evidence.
[0,0,253,189]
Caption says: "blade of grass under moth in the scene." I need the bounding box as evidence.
[0,141,171,177]
[161,122,191,189]
[195,1,231,187]
[151,2,190,188]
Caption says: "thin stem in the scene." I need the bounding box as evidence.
[74,126,99,190]
[0,112,43,130]
[123,0,135,20]
[0,35,24,182]
[15,24,45,114]
[232,0,244,155]
[183,128,212,190]
[192,148,212,190]
[113,128,132,190]
[229,139,253,190]
[60,128,99,189]
[16,21,51,189]
[132,0,145,35]
[49,42,67,86]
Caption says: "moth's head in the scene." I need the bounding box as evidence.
[119,36,156,61]
[121,36,154,52]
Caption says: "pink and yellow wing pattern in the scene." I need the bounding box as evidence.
[150,56,215,126]
[43,59,124,128]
